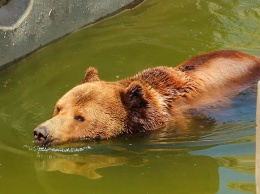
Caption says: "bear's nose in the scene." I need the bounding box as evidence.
[33,126,48,145]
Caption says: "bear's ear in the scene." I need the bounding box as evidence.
[83,67,100,83]
[122,81,148,109]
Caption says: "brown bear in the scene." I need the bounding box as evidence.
[33,50,260,146]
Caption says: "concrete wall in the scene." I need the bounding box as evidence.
[0,0,142,69]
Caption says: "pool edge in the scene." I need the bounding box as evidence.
[257,80,260,194]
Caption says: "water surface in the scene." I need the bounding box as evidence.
[0,0,260,193]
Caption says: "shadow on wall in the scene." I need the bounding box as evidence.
[0,0,10,7]
[0,0,32,30]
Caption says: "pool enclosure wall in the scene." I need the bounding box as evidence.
[0,0,139,69]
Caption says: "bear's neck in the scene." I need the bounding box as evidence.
[118,67,199,132]
[130,67,197,109]
[120,67,198,116]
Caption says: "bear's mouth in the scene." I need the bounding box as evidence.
[33,137,50,147]
[33,132,52,147]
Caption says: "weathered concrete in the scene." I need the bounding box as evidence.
[0,0,142,69]
[257,81,260,194]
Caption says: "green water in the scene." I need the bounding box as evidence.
[0,0,260,193]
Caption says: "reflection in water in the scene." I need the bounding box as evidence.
[35,151,219,193]
[36,154,127,179]
[217,155,255,175]
[35,152,257,193]
[217,155,256,193]
[227,182,255,193]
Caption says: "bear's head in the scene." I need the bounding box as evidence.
[33,68,167,146]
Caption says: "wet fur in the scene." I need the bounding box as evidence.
[33,50,260,146]
[119,50,260,132]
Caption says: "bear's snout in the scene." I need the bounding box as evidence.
[33,126,49,146]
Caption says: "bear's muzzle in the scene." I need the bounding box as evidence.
[33,125,50,146]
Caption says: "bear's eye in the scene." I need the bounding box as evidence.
[56,106,61,113]
[74,115,85,122]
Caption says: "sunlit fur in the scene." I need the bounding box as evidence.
[33,50,260,146]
